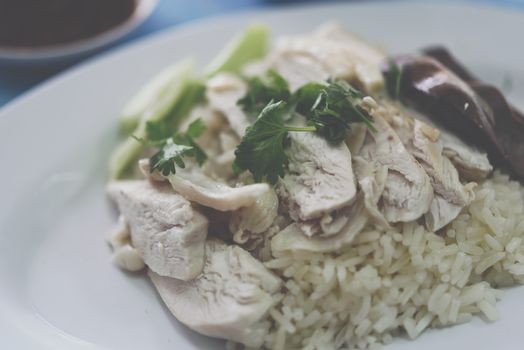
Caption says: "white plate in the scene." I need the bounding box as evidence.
[1,2,524,349]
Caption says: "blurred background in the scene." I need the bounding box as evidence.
[0,0,523,108]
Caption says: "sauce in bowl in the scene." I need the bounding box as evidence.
[0,0,136,48]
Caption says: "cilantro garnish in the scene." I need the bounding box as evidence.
[234,75,376,183]
[237,69,291,116]
[135,119,207,176]
[233,101,315,183]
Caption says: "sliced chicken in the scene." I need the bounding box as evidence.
[107,180,208,280]
[149,239,282,348]
[167,168,270,211]
[357,99,434,223]
[412,120,475,196]
[206,73,250,137]
[408,106,492,181]
[271,194,367,253]
[278,130,357,221]
[384,110,476,231]
[229,188,279,244]
[440,131,492,181]
[353,156,390,229]
[270,22,385,91]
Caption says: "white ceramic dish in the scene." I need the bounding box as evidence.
[1,2,524,349]
[0,0,158,64]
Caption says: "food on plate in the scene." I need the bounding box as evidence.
[384,48,524,180]
[106,23,524,349]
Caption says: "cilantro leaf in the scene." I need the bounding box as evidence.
[147,118,208,176]
[233,100,315,183]
[149,139,194,176]
[292,82,326,115]
[145,120,172,142]
[237,69,291,116]
[234,72,377,184]
[185,118,206,139]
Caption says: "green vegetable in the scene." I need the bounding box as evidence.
[233,101,315,184]
[119,59,195,135]
[204,24,268,77]
[234,76,377,183]
[305,80,377,143]
[108,61,204,180]
[385,61,402,99]
[148,119,207,176]
[149,140,194,176]
[238,69,291,117]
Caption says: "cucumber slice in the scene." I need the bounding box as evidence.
[119,59,194,134]
[109,60,194,179]
[205,24,268,77]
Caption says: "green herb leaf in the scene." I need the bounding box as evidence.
[233,100,315,183]
[385,61,402,99]
[147,118,208,176]
[145,120,172,142]
[294,80,376,143]
[292,82,326,115]
[149,139,194,176]
[234,73,376,183]
[238,69,291,117]
[185,119,206,139]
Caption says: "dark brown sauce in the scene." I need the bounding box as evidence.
[0,0,136,48]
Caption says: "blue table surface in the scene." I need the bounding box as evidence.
[0,0,523,108]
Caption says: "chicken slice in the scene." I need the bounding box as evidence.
[278,131,357,221]
[167,168,270,211]
[206,73,250,137]
[270,22,385,92]
[385,110,476,231]
[353,156,390,229]
[440,130,492,181]
[411,120,476,230]
[271,194,367,253]
[229,188,279,244]
[357,100,434,223]
[408,105,492,181]
[107,180,208,280]
[149,239,282,348]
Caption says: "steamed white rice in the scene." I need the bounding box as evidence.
[239,171,524,349]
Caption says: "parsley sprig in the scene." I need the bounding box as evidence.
[234,71,376,183]
[135,119,207,176]
[234,101,315,183]
[237,69,291,117]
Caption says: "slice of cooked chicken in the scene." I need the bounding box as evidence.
[229,188,279,244]
[440,130,492,181]
[384,110,476,231]
[353,156,390,229]
[269,23,385,92]
[357,99,434,223]
[278,130,357,221]
[149,239,282,348]
[167,167,270,211]
[107,180,208,280]
[206,73,250,138]
[271,194,367,253]
[409,106,492,181]
[411,120,476,230]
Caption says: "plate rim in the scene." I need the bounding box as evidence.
[1,0,522,116]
